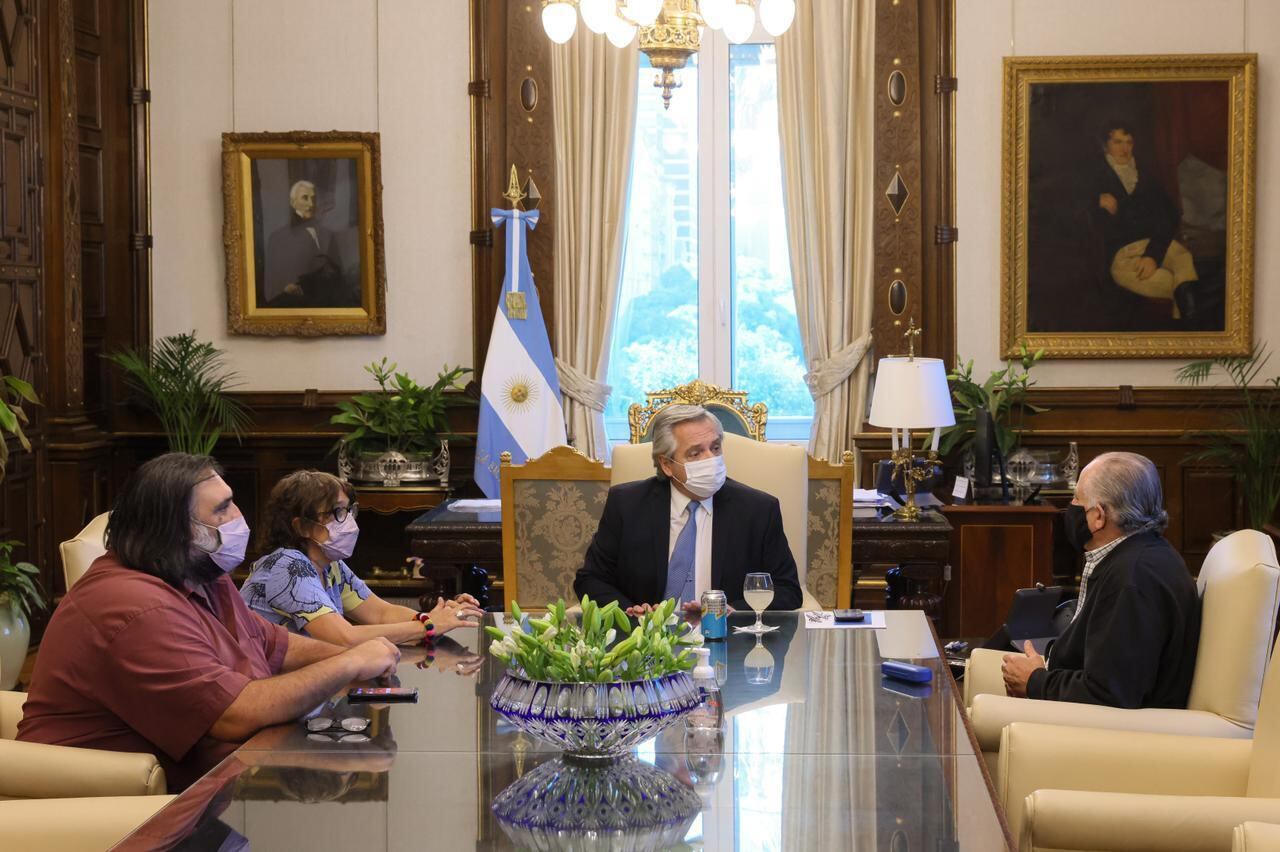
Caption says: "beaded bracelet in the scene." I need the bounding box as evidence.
[414,611,436,639]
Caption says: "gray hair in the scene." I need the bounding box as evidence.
[649,404,722,479]
[1079,451,1168,533]
[289,180,316,206]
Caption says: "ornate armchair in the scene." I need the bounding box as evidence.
[627,379,768,443]
[499,446,611,608]
[60,512,109,590]
[806,452,855,610]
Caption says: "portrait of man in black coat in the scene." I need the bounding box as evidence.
[574,404,802,617]
[261,179,359,309]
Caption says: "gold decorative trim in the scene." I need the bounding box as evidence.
[1000,54,1256,359]
[626,379,768,443]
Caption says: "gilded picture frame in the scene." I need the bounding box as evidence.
[1001,54,1255,359]
[222,131,386,336]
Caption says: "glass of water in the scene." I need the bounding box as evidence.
[735,572,779,634]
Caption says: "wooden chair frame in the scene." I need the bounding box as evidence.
[809,451,855,610]
[498,446,610,608]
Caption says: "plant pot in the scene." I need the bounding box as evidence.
[338,441,451,488]
[0,599,30,690]
[489,670,701,764]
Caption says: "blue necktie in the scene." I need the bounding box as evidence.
[665,500,700,604]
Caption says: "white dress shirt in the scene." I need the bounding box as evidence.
[668,487,713,599]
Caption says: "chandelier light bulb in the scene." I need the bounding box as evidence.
[606,14,638,47]
[758,0,794,36]
[723,1,756,43]
[580,0,615,33]
[622,0,662,27]
[699,0,733,30]
[541,1,578,43]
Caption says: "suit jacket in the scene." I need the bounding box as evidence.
[574,476,803,611]
[1090,159,1181,264]
[1027,531,1200,709]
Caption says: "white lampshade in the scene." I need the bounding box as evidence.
[542,1,578,43]
[867,357,956,430]
[606,14,637,47]
[622,0,663,26]
[581,0,615,33]
[723,1,756,43]
[700,0,733,29]
[758,0,794,36]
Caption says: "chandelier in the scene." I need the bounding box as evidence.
[541,0,797,108]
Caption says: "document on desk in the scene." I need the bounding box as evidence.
[803,610,886,630]
[448,498,502,512]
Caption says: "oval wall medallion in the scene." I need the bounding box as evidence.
[887,70,906,106]
[888,279,908,315]
[520,77,539,112]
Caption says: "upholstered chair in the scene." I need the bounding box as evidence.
[611,433,824,611]
[1234,822,1280,852]
[0,691,167,799]
[60,511,110,590]
[0,794,175,850]
[1000,626,1280,850]
[965,529,1280,773]
[499,446,611,608]
[626,379,768,443]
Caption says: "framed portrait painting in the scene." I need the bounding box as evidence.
[1001,55,1255,358]
[222,131,386,336]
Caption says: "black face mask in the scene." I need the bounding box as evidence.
[1063,504,1094,552]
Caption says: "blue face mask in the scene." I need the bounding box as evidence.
[193,515,251,573]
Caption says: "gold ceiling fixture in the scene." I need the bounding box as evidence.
[541,0,796,109]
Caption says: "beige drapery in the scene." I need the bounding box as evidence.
[776,0,876,464]
[550,36,638,462]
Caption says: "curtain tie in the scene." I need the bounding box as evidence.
[804,333,873,400]
[555,357,612,412]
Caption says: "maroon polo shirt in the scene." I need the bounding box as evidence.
[17,552,289,790]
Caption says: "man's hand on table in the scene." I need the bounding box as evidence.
[347,637,401,681]
[1001,640,1046,698]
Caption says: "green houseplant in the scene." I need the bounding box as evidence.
[0,539,45,690]
[1176,343,1280,531]
[107,332,251,454]
[935,345,1047,460]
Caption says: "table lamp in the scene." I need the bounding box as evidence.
[867,324,955,521]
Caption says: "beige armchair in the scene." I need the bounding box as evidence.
[60,511,109,590]
[999,627,1280,850]
[1235,822,1280,851]
[966,529,1280,770]
[611,433,825,611]
[0,691,167,799]
[0,794,175,851]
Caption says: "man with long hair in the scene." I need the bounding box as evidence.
[17,453,400,790]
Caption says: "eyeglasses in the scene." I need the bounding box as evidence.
[305,715,371,743]
[315,503,359,524]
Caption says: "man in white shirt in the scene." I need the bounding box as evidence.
[574,404,802,615]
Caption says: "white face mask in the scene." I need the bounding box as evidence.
[672,454,727,500]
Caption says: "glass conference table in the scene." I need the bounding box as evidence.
[116,611,1013,851]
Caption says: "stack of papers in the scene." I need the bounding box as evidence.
[448,498,502,512]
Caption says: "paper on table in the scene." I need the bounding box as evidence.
[802,610,887,630]
[448,498,502,512]
[854,488,889,505]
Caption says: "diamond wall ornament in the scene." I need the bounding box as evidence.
[885,171,909,216]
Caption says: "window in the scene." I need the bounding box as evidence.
[606,36,812,442]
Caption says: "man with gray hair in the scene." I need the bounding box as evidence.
[263,178,353,307]
[575,404,802,616]
[1002,451,1201,707]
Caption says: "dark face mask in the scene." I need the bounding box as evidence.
[1063,504,1094,552]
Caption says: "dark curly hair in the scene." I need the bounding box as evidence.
[262,470,356,553]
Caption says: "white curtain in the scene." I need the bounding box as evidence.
[550,35,639,462]
[776,0,876,463]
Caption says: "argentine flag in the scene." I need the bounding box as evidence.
[474,207,567,498]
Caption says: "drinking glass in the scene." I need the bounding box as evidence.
[743,637,776,685]
[734,572,778,634]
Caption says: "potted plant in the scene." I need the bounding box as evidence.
[1176,343,1280,531]
[107,332,251,454]
[330,358,471,487]
[486,597,702,763]
[0,540,45,690]
[934,345,1046,486]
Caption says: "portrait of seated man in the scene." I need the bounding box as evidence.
[261,178,360,309]
[574,404,802,616]
[1092,122,1199,320]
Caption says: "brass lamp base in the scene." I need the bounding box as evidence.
[889,438,937,522]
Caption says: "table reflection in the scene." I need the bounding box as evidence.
[116,611,1010,851]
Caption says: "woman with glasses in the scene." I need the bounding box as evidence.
[239,470,484,646]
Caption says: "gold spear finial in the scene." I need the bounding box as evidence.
[903,317,922,360]
[503,164,526,210]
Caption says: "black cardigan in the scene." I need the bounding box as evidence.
[1027,531,1200,708]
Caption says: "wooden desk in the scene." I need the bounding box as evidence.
[851,509,953,621]
[940,503,1057,638]
[407,501,502,607]
[346,485,450,597]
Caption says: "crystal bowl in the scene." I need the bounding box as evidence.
[489,670,700,762]
[491,756,701,851]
